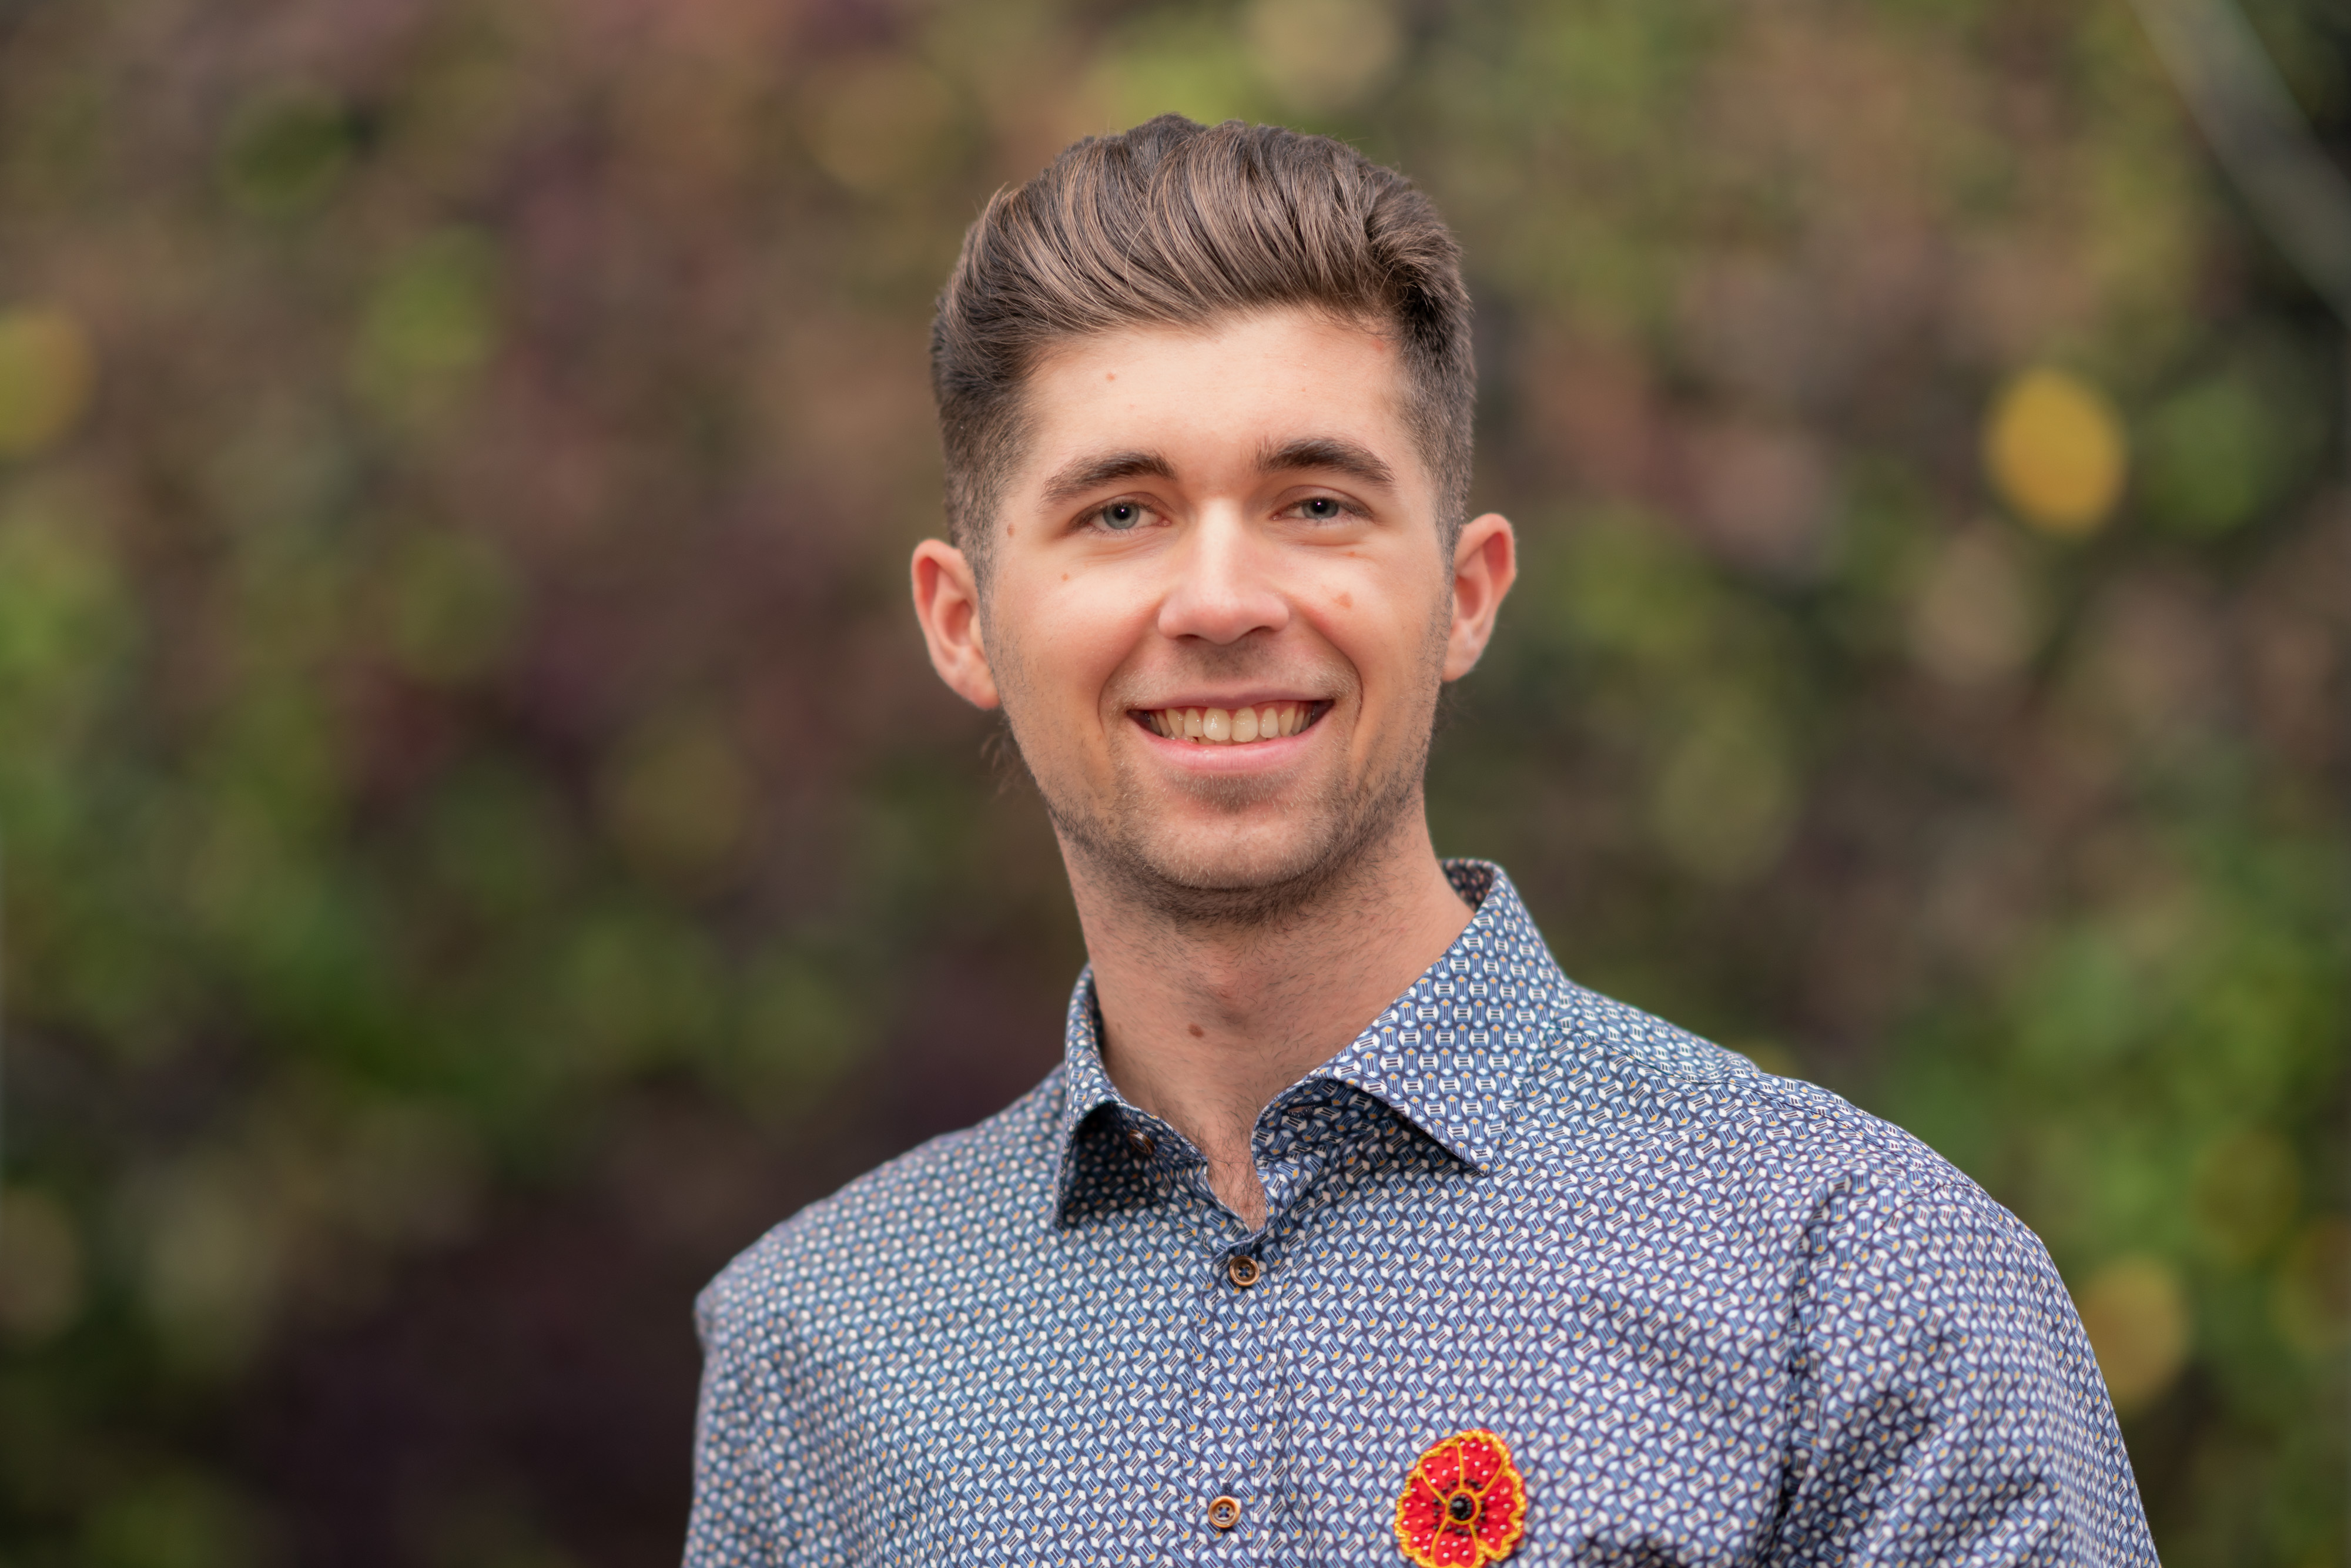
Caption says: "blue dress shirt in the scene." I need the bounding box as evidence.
[686,862,2154,1565]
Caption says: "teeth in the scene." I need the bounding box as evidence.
[1144,702,1314,746]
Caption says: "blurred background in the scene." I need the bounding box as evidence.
[0,0,2344,1562]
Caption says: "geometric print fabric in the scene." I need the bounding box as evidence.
[686,862,2156,1566]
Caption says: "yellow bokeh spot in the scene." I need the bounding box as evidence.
[2076,1254,2189,1413]
[1984,367,2126,536]
[0,307,95,460]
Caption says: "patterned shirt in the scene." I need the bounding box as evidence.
[686,862,2154,1566]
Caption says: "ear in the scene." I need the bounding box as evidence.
[910,538,1001,709]
[1442,513,1517,681]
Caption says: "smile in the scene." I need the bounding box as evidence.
[1136,701,1323,745]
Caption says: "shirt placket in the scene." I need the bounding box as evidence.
[1177,1096,1347,1568]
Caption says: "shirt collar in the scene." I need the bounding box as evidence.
[1050,860,1565,1221]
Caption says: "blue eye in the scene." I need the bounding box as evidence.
[1100,502,1142,530]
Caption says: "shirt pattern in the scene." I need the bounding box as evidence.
[686,862,2155,1566]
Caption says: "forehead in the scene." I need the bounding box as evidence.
[1010,307,1428,500]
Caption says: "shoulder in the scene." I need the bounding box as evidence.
[1537,979,2039,1259]
[695,1070,1064,1352]
[1533,981,2093,1382]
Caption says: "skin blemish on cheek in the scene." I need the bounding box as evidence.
[1188,1023,1205,1038]
[1337,591,1354,608]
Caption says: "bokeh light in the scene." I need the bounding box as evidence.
[2078,1255,2192,1415]
[0,309,93,460]
[1985,367,2131,536]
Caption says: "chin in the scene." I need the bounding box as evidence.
[1136,833,1334,894]
[1057,790,1412,929]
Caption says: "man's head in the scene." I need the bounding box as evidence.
[911,118,1513,927]
[932,115,1476,579]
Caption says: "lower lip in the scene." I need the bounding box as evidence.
[1128,712,1324,769]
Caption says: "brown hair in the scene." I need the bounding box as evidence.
[930,115,1475,575]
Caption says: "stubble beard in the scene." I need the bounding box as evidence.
[1000,623,1448,933]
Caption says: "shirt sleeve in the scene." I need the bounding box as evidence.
[1764,1168,2158,1567]
[684,1263,835,1567]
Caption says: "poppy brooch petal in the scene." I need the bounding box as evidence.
[1393,1428,1526,1567]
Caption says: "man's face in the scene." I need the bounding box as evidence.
[915,306,1508,920]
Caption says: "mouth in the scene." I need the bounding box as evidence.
[1131,701,1327,746]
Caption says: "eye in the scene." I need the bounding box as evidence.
[1094,501,1147,531]
[1290,495,1354,522]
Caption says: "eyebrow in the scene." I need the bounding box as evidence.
[1255,435,1395,489]
[1035,435,1397,510]
[1039,450,1176,508]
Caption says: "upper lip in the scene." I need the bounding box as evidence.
[1127,693,1324,710]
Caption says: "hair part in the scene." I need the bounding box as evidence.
[930,115,1476,580]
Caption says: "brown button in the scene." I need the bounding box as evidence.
[1127,1129,1156,1158]
[1207,1495,1242,1530]
[1225,1254,1261,1289]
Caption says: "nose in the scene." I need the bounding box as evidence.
[1156,509,1290,645]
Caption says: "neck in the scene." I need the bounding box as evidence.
[1065,808,1474,1231]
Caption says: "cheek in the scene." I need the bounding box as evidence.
[994,578,1141,710]
[1312,569,1449,690]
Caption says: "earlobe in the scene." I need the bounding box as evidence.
[1442,513,1517,681]
[910,540,1002,709]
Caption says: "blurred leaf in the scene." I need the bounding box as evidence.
[801,56,962,195]
[219,88,359,217]
[2192,1128,2300,1269]
[732,951,872,1120]
[350,230,499,422]
[1244,0,1402,115]
[0,307,95,460]
[1090,11,1260,128]
[0,1188,86,1345]
[2138,373,2289,539]
[79,1472,263,1568]
[380,524,520,685]
[597,706,755,892]
[1649,698,1797,883]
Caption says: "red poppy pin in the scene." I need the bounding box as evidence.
[1394,1428,1526,1567]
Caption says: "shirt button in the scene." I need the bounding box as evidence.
[1225,1254,1261,1289]
[1127,1130,1156,1157]
[1207,1495,1242,1530]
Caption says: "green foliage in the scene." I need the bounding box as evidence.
[0,0,2343,1561]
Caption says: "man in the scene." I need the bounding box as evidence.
[686,116,2154,1566]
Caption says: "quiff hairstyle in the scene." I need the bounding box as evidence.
[930,115,1475,576]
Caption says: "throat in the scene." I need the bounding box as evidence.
[1206,1149,1270,1231]
[1080,846,1476,1229]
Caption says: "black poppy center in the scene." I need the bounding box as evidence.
[1447,1493,1476,1523]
